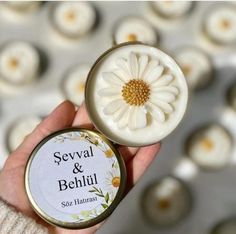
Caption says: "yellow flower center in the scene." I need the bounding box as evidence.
[182,64,192,77]
[111,176,120,187]
[200,138,214,151]
[8,57,19,70]
[219,18,231,30]
[105,149,113,158]
[122,79,150,106]
[157,198,171,210]
[127,33,138,42]
[77,82,85,93]
[64,10,76,22]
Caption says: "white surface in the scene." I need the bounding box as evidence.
[0,2,236,234]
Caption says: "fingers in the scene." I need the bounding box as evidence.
[15,100,76,157]
[118,146,139,162]
[72,102,93,129]
[126,143,161,188]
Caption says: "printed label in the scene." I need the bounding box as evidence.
[28,131,121,223]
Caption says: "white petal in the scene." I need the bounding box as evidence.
[116,58,131,77]
[138,54,148,79]
[118,107,130,128]
[128,52,138,79]
[103,99,123,115]
[128,107,136,130]
[98,87,121,96]
[128,106,147,130]
[152,86,179,95]
[145,65,164,84]
[113,69,130,82]
[113,103,129,121]
[154,92,176,102]
[135,106,147,129]
[149,98,174,113]
[147,103,165,122]
[142,59,159,79]
[153,74,173,86]
[102,72,124,86]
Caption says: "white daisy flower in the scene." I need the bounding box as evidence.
[98,52,179,130]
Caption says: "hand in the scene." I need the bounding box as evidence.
[0,101,161,234]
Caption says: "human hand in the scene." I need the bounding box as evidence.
[0,101,161,234]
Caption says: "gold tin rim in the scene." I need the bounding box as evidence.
[85,41,189,147]
[24,127,127,229]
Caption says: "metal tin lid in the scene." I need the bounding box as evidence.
[25,128,126,229]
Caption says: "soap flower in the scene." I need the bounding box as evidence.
[98,52,179,130]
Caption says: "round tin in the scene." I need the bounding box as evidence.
[202,4,236,46]
[174,45,214,91]
[85,42,188,147]
[25,128,126,229]
[140,176,192,228]
[185,123,233,171]
[112,16,160,46]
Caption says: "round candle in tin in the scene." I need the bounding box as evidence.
[174,46,214,91]
[185,123,233,170]
[141,176,192,228]
[85,42,188,146]
[203,4,236,45]
[25,128,126,229]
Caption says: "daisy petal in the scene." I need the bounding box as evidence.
[149,98,174,113]
[113,69,130,82]
[152,86,179,95]
[102,72,124,86]
[135,106,147,129]
[98,87,121,96]
[118,107,130,128]
[113,103,129,121]
[153,74,173,86]
[128,107,136,130]
[145,65,164,84]
[116,58,131,77]
[142,59,159,80]
[103,99,123,115]
[147,103,165,122]
[154,92,176,102]
[128,106,147,130]
[138,54,148,78]
[128,52,138,79]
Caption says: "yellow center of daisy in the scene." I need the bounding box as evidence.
[122,79,150,106]
[182,64,192,77]
[105,149,113,158]
[64,10,76,22]
[77,82,85,93]
[219,18,231,30]
[111,176,120,187]
[8,57,19,70]
[127,33,138,42]
[200,138,214,151]
[157,198,171,210]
